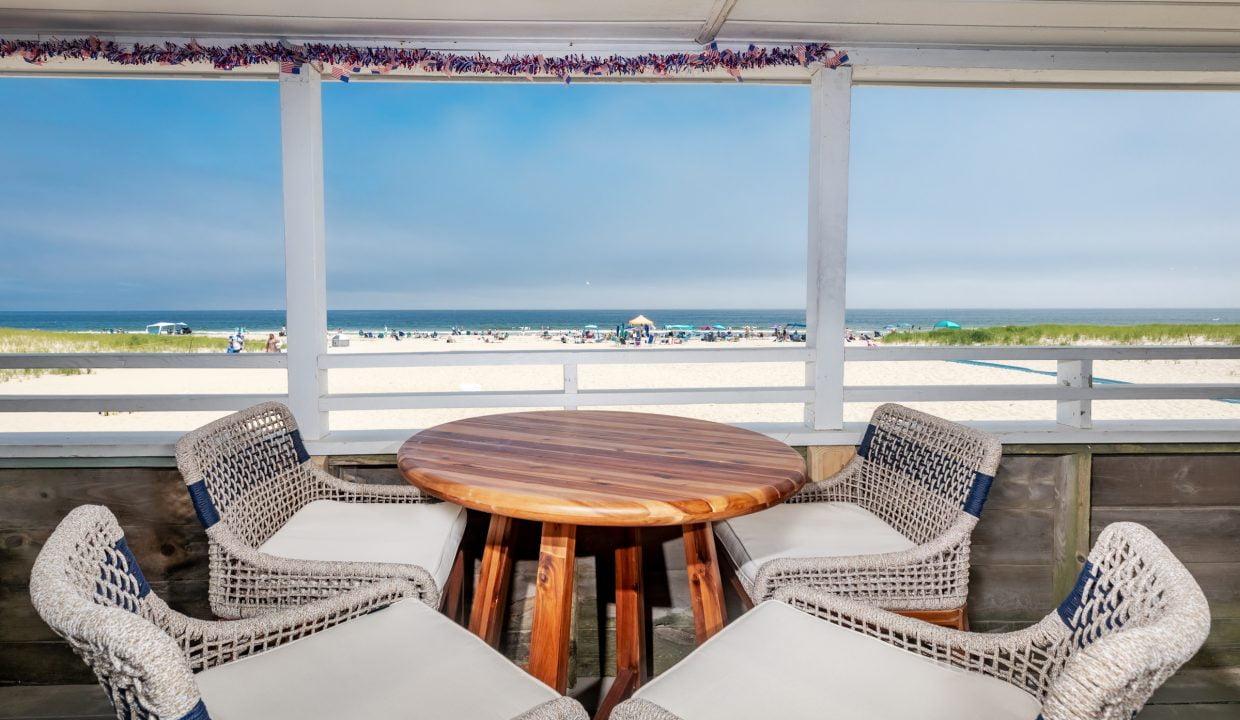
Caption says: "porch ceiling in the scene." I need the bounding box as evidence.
[1,0,1239,49]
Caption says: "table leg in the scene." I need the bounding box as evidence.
[595,528,645,720]
[682,521,726,644]
[469,514,516,647]
[529,522,577,693]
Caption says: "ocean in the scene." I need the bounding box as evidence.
[1,308,1238,334]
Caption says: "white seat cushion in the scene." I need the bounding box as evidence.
[258,500,467,592]
[633,601,1041,720]
[196,599,560,719]
[715,501,916,587]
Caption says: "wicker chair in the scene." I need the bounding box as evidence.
[612,522,1211,720]
[714,403,1002,628]
[175,402,467,619]
[30,505,588,720]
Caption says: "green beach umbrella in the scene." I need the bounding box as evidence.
[934,320,961,329]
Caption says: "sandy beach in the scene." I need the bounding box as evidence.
[1,331,1237,434]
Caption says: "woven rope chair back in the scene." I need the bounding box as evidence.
[30,505,204,720]
[1038,522,1210,719]
[854,403,1003,543]
[176,402,313,546]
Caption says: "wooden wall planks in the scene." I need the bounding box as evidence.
[0,467,210,684]
[1091,453,1240,668]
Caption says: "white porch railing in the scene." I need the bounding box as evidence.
[0,344,1237,456]
[0,352,286,413]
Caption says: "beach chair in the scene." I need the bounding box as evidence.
[714,403,1001,629]
[612,522,1210,720]
[30,505,587,720]
[176,402,467,619]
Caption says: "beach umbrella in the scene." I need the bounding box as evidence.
[712,324,726,330]
[934,320,961,329]
[583,324,598,329]
[628,314,655,326]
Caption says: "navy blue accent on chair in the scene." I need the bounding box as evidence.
[859,426,986,511]
[1057,560,1097,627]
[187,481,220,529]
[114,537,151,599]
[962,472,994,517]
[857,424,877,459]
[289,429,311,464]
[1057,560,1125,648]
[178,699,211,720]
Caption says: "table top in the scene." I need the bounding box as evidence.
[396,410,807,526]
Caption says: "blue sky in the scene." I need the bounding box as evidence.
[0,77,1237,310]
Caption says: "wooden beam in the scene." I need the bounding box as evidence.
[1052,451,1093,601]
[846,47,1240,88]
[805,65,852,431]
[694,0,739,45]
[806,446,856,481]
[279,65,329,440]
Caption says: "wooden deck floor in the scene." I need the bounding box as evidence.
[1,668,1237,719]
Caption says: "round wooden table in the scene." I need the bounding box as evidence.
[397,410,806,707]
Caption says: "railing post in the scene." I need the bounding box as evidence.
[805,64,852,430]
[279,66,329,440]
[563,363,579,410]
[1056,359,1093,429]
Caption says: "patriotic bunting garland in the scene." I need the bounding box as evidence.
[0,37,848,84]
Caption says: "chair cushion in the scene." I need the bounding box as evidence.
[632,601,1041,720]
[257,500,467,592]
[715,501,916,587]
[195,599,560,719]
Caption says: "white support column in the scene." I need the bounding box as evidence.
[1056,359,1094,428]
[279,67,329,440]
[805,65,853,431]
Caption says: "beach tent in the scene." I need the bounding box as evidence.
[628,314,655,326]
[934,320,962,329]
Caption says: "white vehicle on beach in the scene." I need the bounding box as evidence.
[145,322,191,335]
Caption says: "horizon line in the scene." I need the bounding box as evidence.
[5,306,1239,313]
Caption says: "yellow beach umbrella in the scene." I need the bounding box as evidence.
[628,314,655,326]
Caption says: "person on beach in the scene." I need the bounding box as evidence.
[265,334,279,353]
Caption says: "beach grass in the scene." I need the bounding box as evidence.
[881,324,1240,346]
[0,327,228,382]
